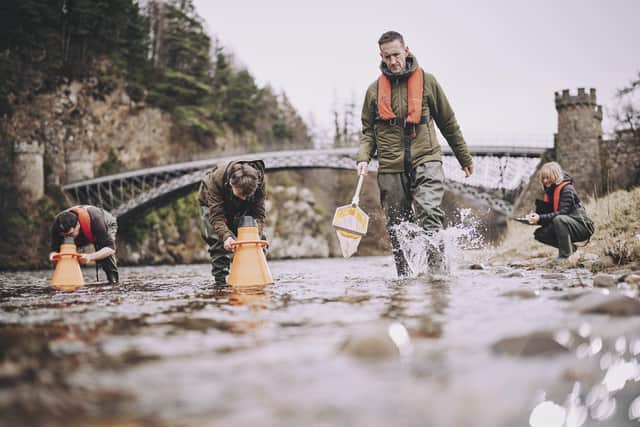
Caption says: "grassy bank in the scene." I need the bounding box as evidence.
[487,187,640,269]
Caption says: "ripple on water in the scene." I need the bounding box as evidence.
[0,258,626,427]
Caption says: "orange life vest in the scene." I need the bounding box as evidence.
[69,206,96,243]
[377,67,424,124]
[543,182,570,212]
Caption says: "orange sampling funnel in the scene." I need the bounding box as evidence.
[51,237,84,291]
[228,216,273,287]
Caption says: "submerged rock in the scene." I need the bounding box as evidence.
[505,271,525,278]
[593,274,617,288]
[541,273,567,280]
[623,274,640,285]
[492,331,569,357]
[551,290,593,301]
[500,288,538,299]
[580,295,640,316]
[339,330,398,360]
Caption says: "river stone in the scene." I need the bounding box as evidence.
[492,331,569,357]
[500,288,538,299]
[541,273,566,280]
[339,331,398,360]
[505,271,525,278]
[593,274,617,288]
[551,290,592,301]
[579,295,640,316]
[581,253,599,262]
[413,318,442,338]
[624,274,640,285]
[469,263,485,270]
[589,256,617,271]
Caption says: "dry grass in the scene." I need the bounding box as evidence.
[486,187,640,266]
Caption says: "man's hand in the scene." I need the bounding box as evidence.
[49,252,58,262]
[463,164,474,177]
[357,162,369,176]
[224,236,236,252]
[78,253,93,264]
[526,212,539,225]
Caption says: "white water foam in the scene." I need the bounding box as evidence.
[391,208,485,277]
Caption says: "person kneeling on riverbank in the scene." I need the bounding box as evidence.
[526,161,594,260]
[198,160,266,285]
[49,205,119,283]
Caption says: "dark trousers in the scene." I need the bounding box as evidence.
[96,210,119,283]
[534,214,593,258]
[378,161,446,277]
[200,206,233,283]
[199,207,267,284]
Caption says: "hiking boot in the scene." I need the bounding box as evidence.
[213,276,228,287]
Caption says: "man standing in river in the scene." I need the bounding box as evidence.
[356,30,473,277]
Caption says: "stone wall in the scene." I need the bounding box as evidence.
[601,131,640,192]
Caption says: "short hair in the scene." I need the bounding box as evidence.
[229,163,259,198]
[378,31,405,47]
[540,162,564,185]
[53,211,78,235]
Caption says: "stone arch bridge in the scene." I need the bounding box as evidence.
[62,146,546,221]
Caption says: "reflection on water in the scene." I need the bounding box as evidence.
[0,257,638,427]
[530,326,640,427]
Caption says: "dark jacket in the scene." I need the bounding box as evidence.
[357,53,472,172]
[537,174,593,228]
[50,206,116,252]
[198,160,266,242]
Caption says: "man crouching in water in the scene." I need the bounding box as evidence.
[49,205,119,283]
[198,160,266,285]
[526,161,594,260]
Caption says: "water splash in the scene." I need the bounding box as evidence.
[391,209,485,277]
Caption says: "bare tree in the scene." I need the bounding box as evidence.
[612,71,640,140]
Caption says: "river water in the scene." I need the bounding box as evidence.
[2,252,640,427]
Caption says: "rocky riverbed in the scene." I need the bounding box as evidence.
[2,253,640,427]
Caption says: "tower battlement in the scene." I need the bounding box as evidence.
[554,87,604,196]
[13,140,44,155]
[555,88,599,110]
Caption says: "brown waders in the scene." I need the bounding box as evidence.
[378,155,446,277]
[200,206,233,285]
[96,210,119,283]
[199,208,267,284]
[534,208,594,258]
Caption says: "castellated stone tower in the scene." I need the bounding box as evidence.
[13,141,45,205]
[554,88,603,196]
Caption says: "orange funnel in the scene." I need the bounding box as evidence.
[51,238,84,292]
[228,217,273,287]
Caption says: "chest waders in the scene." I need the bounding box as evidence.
[403,124,415,178]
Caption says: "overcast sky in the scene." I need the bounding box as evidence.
[193,0,639,146]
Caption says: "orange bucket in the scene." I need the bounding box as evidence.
[51,239,84,291]
[228,217,273,287]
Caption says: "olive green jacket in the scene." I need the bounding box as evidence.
[357,53,472,172]
[198,160,266,242]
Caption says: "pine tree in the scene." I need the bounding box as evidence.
[147,0,215,137]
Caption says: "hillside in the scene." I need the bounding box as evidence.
[0,0,312,269]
